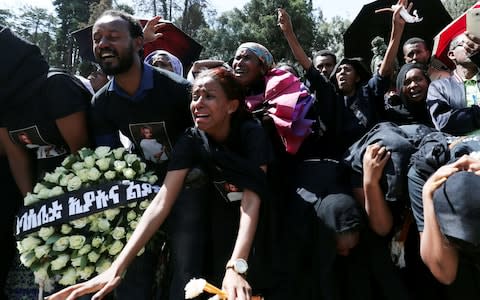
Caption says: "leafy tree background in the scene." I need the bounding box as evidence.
[0,0,475,74]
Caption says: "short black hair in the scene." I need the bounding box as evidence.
[403,37,427,48]
[313,49,337,64]
[98,10,143,39]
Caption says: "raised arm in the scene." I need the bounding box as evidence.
[277,8,313,71]
[46,169,189,300]
[377,0,408,78]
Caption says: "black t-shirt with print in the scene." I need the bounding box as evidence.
[168,118,272,183]
[168,118,274,291]
[0,72,91,177]
[91,67,193,179]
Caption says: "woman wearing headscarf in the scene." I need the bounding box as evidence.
[382,62,433,126]
[231,41,340,299]
[232,42,316,157]
[144,49,184,77]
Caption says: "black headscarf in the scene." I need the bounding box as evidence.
[434,171,480,247]
[393,63,431,124]
[315,192,363,234]
[0,27,49,113]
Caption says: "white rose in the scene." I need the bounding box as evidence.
[104,170,116,180]
[24,192,40,206]
[97,218,111,232]
[124,154,139,166]
[69,235,86,249]
[139,162,146,174]
[129,220,138,230]
[20,251,36,267]
[84,155,96,168]
[104,208,120,221]
[54,166,68,174]
[87,167,102,181]
[91,236,104,248]
[139,200,150,210]
[59,173,75,186]
[89,218,100,232]
[58,267,78,286]
[70,217,88,229]
[78,148,95,160]
[184,278,206,299]
[111,227,126,240]
[78,244,92,256]
[51,254,70,271]
[126,210,137,222]
[72,161,86,171]
[126,232,133,240]
[127,202,137,208]
[148,175,159,184]
[52,236,70,252]
[95,146,112,158]
[60,224,72,234]
[48,186,64,197]
[78,265,95,280]
[37,188,51,199]
[95,258,112,273]
[108,240,124,256]
[96,157,112,171]
[138,176,149,182]
[113,147,126,160]
[70,256,85,267]
[44,172,61,184]
[87,251,100,263]
[38,226,55,241]
[67,176,82,191]
[33,182,47,194]
[114,160,127,173]
[61,154,77,168]
[34,244,50,259]
[75,169,89,182]
[20,236,42,252]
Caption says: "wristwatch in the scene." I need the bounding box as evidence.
[226,258,248,275]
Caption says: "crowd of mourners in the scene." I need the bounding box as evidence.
[1,0,480,299]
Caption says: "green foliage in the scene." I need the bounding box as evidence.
[195,0,316,64]
[314,15,350,60]
[89,0,114,24]
[52,0,97,68]
[0,9,14,27]
[441,0,477,19]
[1,0,350,73]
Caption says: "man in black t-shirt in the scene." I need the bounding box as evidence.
[89,10,205,300]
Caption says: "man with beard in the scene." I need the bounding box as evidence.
[427,33,480,135]
[89,10,208,300]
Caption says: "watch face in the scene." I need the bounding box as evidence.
[234,259,248,274]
